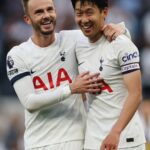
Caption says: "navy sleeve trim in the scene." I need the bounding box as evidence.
[121,62,139,67]
[10,72,30,86]
[122,69,140,75]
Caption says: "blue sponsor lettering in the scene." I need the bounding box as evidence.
[122,52,138,63]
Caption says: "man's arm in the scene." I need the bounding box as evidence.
[100,70,142,150]
[102,22,131,42]
[14,72,102,112]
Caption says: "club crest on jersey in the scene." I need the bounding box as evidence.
[60,51,66,61]
[99,57,104,71]
[7,56,14,69]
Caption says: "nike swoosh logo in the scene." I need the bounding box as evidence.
[78,62,84,66]
[31,69,36,74]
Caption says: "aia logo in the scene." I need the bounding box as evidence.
[7,56,14,69]
[122,51,138,63]
[60,51,66,61]
[33,68,72,90]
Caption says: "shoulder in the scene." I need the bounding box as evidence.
[7,39,30,60]
[111,35,138,53]
[58,30,84,40]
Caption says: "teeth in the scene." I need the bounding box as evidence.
[82,24,92,29]
[83,26,90,29]
[42,21,52,25]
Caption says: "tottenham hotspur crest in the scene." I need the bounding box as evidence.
[60,51,66,61]
[99,57,104,71]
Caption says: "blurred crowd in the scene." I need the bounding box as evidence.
[0,0,150,149]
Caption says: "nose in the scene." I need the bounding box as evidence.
[42,11,50,19]
[80,15,89,24]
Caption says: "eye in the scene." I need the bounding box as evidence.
[86,10,93,16]
[47,6,54,12]
[75,11,82,17]
[34,9,43,15]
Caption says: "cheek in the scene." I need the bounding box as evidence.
[75,16,78,22]
[52,13,57,20]
[75,17,80,25]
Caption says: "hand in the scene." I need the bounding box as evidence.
[70,71,103,94]
[100,130,120,150]
[102,23,125,42]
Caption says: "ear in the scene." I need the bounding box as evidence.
[103,7,109,17]
[24,15,31,25]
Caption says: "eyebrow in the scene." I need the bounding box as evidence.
[34,6,54,14]
[75,8,93,11]
[34,9,43,14]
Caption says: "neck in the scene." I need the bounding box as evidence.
[89,30,103,43]
[32,32,55,47]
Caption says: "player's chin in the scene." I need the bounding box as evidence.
[82,31,92,38]
[41,29,54,35]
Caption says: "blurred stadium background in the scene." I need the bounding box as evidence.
[0,0,150,149]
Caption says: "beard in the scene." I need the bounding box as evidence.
[31,19,56,36]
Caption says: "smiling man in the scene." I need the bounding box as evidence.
[71,0,146,150]
[6,0,105,150]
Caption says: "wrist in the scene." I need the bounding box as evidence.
[69,83,75,94]
[111,126,122,135]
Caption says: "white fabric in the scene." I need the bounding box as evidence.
[84,143,145,150]
[118,144,146,150]
[6,30,86,149]
[13,76,71,111]
[28,140,84,150]
[76,35,146,149]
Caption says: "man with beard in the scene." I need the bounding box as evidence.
[71,0,146,150]
[6,0,128,150]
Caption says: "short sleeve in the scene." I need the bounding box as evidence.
[113,36,140,74]
[6,47,30,85]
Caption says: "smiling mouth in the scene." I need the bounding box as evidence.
[41,20,53,25]
[81,24,93,31]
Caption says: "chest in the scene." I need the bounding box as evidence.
[78,44,120,79]
[25,45,78,91]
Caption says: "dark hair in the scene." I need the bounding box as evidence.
[71,0,108,10]
[22,0,30,14]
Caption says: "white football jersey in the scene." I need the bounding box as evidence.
[6,30,86,149]
[76,35,146,149]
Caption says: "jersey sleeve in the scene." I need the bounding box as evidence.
[113,36,140,74]
[6,47,72,111]
[6,47,30,85]
[13,76,71,112]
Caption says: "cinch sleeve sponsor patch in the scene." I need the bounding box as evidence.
[118,47,140,74]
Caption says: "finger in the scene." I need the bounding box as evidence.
[87,82,102,89]
[87,88,101,94]
[103,28,111,37]
[112,33,120,41]
[104,31,114,42]
[86,73,100,80]
[111,145,117,150]
[106,144,111,150]
[108,31,117,41]
[79,71,90,77]
[101,24,107,31]
[100,143,105,150]
[103,24,114,34]
[86,77,103,84]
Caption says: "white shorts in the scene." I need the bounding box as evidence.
[118,144,146,150]
[84,143,146,150]
[29,140,84,150]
